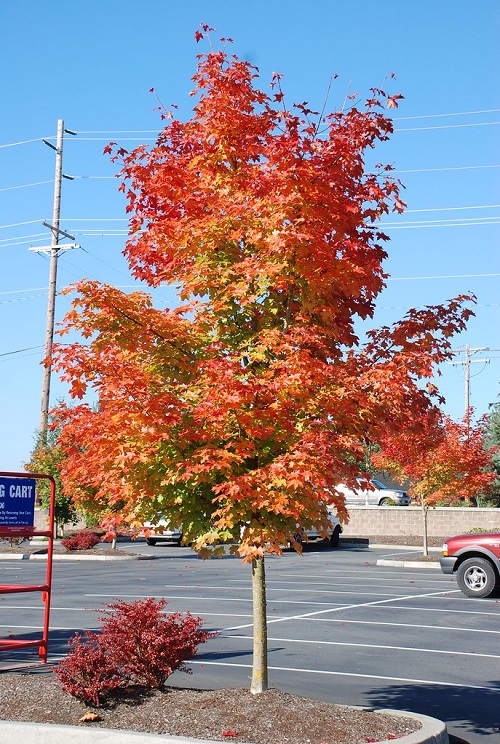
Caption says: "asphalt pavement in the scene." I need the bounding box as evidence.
[1,540,498,743]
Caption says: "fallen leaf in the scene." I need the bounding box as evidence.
[79,711,101,722]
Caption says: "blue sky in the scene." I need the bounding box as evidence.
[1,1,499,470]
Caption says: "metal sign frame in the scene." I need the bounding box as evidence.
[0,471,56,665]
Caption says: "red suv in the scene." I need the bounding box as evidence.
[440,532,500,598]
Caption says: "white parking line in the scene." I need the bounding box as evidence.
[227,633,500,660]
[158,583,413,597]
[189,659,499,692]
[375,603,500,615]
[223,588,459,630]
[264,578,450,588]
[0,624,99,631]
[85,593,350,607]
[307,617,500,634]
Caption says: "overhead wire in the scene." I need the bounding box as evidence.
[2,107,499,148]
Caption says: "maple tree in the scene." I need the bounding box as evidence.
[51,27,475,692]
[24,417,79,536]
[372,411,497,552]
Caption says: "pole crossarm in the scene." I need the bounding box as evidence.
[42,221,76,241]
[449,344,491,413]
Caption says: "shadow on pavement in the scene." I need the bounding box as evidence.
[366,681,500,740]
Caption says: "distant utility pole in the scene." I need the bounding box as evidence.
[30,119,79,445]
[449,344,490,414]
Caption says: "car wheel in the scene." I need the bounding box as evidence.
[285,533,303,551]
[146,538,157,546]
[378,498,390,506]
[329,526,341,548]
[176,535,183,546]
[456,557,499,598]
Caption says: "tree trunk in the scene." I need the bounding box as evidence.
[421,497,429,556]
[250,555,268,694]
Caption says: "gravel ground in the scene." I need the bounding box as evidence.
[0,673,421,743]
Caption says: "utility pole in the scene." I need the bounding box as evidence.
[449,344,490,415]
[30,120,79,445]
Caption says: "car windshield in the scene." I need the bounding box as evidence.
[370,479,387,489]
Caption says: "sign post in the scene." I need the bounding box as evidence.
[0,471,56,665]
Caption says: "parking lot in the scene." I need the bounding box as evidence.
[1,541,499,742]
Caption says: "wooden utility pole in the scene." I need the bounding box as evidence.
[449,344,490,415]
[31,120,78,444]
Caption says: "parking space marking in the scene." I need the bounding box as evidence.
[223,588,460,630]
[308,617,500,634]
[85,593,352,608]
[378,603,500,616]
[0,623,99,631]
[264,578,449,588]
[157,583,417,598]
[189,659,500,692]
[227,633,500,660]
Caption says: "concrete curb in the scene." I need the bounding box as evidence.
[0,552,153,561]
[377,559,441,569]
[0,708,449,744]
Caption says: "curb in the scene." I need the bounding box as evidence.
[377,559,441,569]
[0,552,153,561]
[0,709,449,744]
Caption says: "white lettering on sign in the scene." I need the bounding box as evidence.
[0,484,5,497]
[8,485,34,499]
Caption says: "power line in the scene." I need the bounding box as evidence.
[0,219,44,230]
[1,164,497,189]
[0,238,53,249]
[391,164,500,174]
[0,180,53,193]
[0,346,44,358]
[394,108,500,121]
[382,216,500,225]
[0,287,48,295]
[0,137,51,149]
[404,204,500,213]
[395,121,500,132]
[387,273,500,281]
[2,107,499,148]
[0,232,46,244]
[64,121,500,139]
[381,220,500,229]
[1,205,498,231]
[0,293,47,305]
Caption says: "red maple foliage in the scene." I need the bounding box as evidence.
[54,598,211,706]
[372,411,497,505]
[51,36,475,561]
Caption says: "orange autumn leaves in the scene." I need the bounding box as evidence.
[373,413,496,506]
[51,40,476,559]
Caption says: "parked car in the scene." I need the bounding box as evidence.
[143,520,183,546]
[290,510,343,548]
[440,532,500,598]
[336,478,410,506]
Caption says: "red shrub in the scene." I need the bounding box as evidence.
[55,598,214,705]
[61,530,100,551]
[98,598,213,688]
[53,632,122,707]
